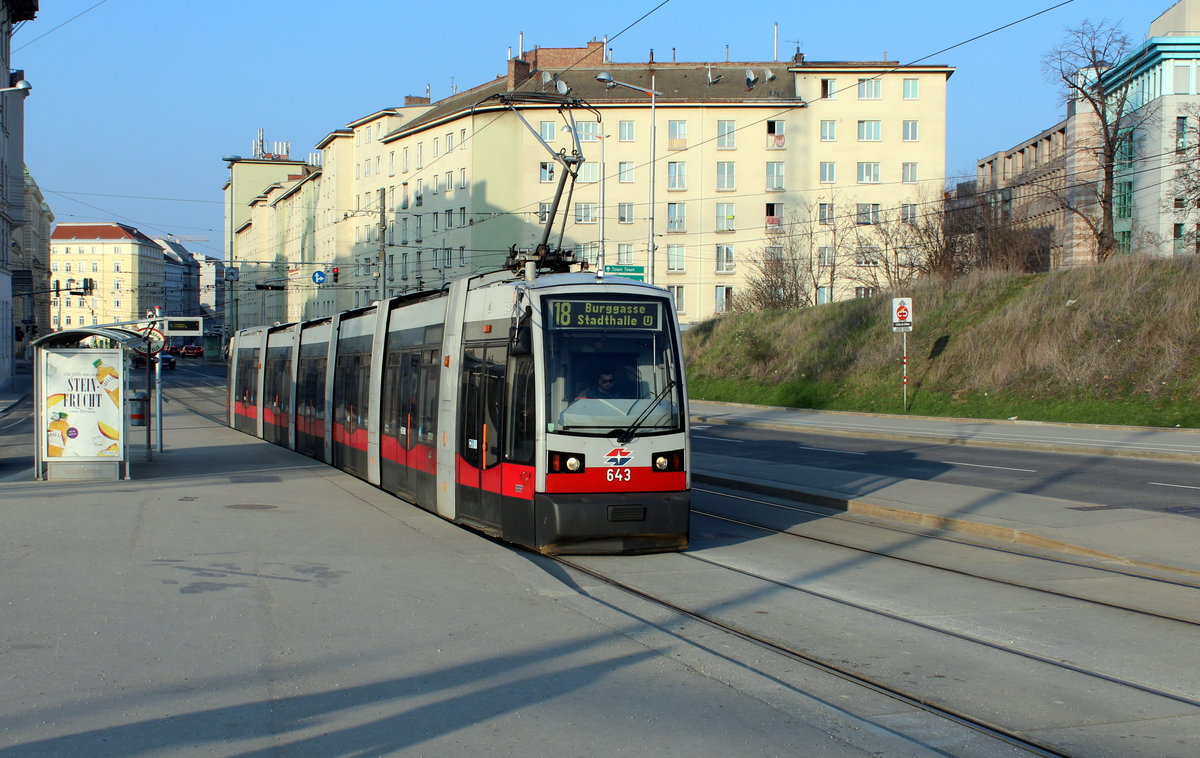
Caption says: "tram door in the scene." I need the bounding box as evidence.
[458,344,507,529]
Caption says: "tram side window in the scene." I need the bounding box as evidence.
[506,355,536,465]
[459,349,482,469]
[418,349,439,445]
[401,352,420,448]
[381,351,401,436]
[483,348,506,469]
[298,354,326,419]
[236,350,258,405]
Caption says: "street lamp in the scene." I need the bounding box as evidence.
[222,155,241,334]
[0,79,32,95]
[596,71,660,285]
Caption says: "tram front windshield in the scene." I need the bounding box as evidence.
[544,296,683,436]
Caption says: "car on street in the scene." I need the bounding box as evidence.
[181,345,203,357]
[130,352,176,370]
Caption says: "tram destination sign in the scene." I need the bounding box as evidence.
[549,299,661,330]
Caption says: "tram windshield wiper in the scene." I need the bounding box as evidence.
[615,380,676,444]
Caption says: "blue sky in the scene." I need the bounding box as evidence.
[16,0,1171,261]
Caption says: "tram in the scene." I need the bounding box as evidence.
[227,268,690,554]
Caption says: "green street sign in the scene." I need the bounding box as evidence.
[605,265,645,280]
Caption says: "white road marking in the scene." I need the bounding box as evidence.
[1148,481,1200,490]
[799,446,866,456]
[941,461,1036,472]
[692,435,743,443]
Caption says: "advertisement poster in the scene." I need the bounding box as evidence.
[41,349,125,461]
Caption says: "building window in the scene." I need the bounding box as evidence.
[902,162,919,183]
[820,78,837,99]
[855,246,880,266]
[716,244,734,273]
[667,161,687,190]
[579,162,599,182]
[618,203,634,223]
[857,78,881,100]
[618,161,635,183]
[856,203,881,225]
[820,162,836,184]
[901,203,918,224]
[1116,181,1133,219]
[444,209,453,229]
[903,78,919,100]
[459,207,467,227]
[903,120,919,142]
[766,202,784,231]
[716,202,735,231]
[619,120,635,141]
[668,120,687,149]
[575,202,598,224]
[618,243,633,264]
[818,203,834,225]
[667,244,686,271]
[113,261,121,273]
[1177,116,1189,152]
[540,162,555,183]
[540,121,556,142]
[538,202,552,223]
[857,162,881,183]
[668,285,685,312]
[717,120,736,149]
[820,120,836,141]
[857,120,881,141]
[715,286,733,313]
[817,286,831,304]
[577,121,599,142]
[766,162,785,191]
[818,246,835,267]
[855,287,877,299]
[1118,230,1133,254]
[667,203,686,232]
[767,120,786,148]
[460,168,468,189]
[716,161,735,191]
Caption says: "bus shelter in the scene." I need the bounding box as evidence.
[30,327,161,481]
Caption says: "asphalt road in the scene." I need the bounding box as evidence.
[691,421,1200,515]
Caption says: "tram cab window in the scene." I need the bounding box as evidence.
[543,297,683,436]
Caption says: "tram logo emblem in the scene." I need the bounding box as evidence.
[605,448,634,466]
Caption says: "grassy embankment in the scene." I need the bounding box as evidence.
[683,256,1200,428]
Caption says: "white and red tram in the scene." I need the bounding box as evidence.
[228,269,690,554]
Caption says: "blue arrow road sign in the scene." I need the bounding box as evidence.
[312,271,327,285]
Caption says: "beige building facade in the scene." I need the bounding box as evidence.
[225,43,952,329]
[49,223,166,330]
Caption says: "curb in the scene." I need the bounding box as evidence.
[693,472,1200,580]
[690,414,1200,464]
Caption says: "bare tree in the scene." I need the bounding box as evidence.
[1044,19,1151,263]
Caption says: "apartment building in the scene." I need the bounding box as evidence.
[225,42,952,328]
[48,223,166,330]
[978,0,1200,266]
[0,0,38,391]
[12,167,52,357]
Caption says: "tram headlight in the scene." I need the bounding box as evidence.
[652,449,685,472]
[549,451,586,473]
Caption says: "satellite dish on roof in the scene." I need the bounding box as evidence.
[745,69,758,89]
[764,69,776,82]
[541,71,553,84]
[555,79,570,95]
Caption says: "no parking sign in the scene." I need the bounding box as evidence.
[892,298,913,332]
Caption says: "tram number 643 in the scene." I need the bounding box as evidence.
[606,468,633,482]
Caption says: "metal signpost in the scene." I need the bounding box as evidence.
[604,265,646,282]
[892,298,913,413]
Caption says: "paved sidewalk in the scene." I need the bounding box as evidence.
[691,401,1200,577]
[1,391,877,756]
[0,360,31,414]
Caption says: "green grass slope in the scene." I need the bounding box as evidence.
[683,256,1200,428]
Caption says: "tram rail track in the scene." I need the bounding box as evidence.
[555,554,1076,758]
[694,485,1200,623]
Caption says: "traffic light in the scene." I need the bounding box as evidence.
[331,266,339,283]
